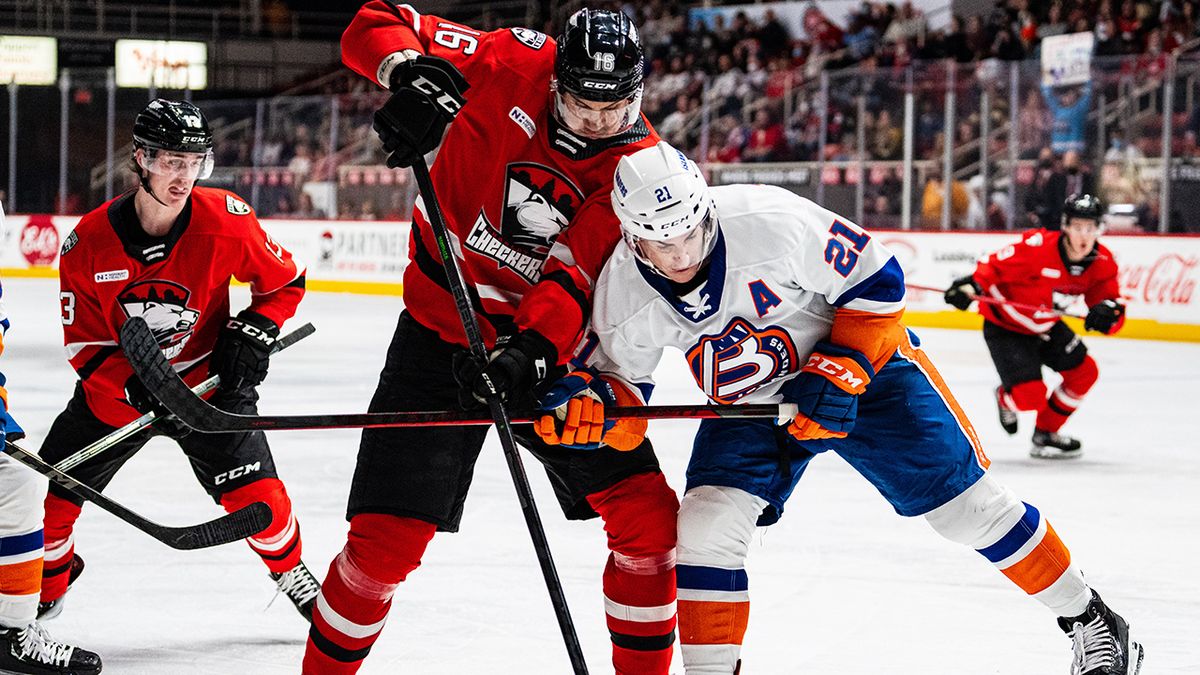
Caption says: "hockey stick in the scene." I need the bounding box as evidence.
[905,283,1087,320]
[412,158,588,674]
[119,328,799,433]
[3,440,271,550]
[54,322,315,473]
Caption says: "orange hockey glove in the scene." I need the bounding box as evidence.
[534,370,647,451]
[779,342,875,441]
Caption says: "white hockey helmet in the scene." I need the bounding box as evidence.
[611,141,717,279]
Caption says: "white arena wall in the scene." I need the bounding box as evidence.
[4,215,1199,342]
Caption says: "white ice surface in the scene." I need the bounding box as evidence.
[2,277,1197,674]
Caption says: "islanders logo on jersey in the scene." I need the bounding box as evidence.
[464,163,584,284]
[686,317,799,404]
[117,280,201,360]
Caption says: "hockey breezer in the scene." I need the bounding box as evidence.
[54,321,314,473]
[122,315,792,432]
[2,441,271,550]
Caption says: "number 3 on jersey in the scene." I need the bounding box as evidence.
[823,220,871,277]
[686,318,798,404]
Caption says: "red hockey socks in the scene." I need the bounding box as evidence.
[302,513,436,674]
[587,471,680,675]
[219,479,302,574]
[1036,356,1099,433]
[39,493,81,603]
[1002,379,1048,412]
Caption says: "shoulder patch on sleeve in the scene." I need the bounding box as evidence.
[60,230,78,256]
[226,195,252,216]
[511,28,547,50]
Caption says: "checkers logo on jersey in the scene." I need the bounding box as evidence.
[500,163,583,256]
[118,279,201,360]
[465,163,584,284]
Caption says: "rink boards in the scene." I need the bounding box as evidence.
[3,215,1199,341]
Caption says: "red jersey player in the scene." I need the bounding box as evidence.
[35,99,321,625]
[305,6,679,674]
[945,194,1125,458]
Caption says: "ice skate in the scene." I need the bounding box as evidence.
[36,556,84,622]
[0,621,101,675]
[1058,591,1143,675]
[270,560,321,622]
[996,386,1018,435]
[1030,429,1082,459]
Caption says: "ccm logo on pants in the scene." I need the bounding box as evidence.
[215,462,262,485]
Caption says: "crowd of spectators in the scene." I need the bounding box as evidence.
[186,0,1199,228]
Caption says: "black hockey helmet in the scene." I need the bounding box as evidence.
[555,9,644,102]
[1062,193,1104,223]
[133,99,212,154]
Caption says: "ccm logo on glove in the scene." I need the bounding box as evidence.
[802,353,871,395]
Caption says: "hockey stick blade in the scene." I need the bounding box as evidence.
[123,317,793,432]
[3,441,272,550]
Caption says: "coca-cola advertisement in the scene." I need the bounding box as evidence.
[1118,253,1197,307]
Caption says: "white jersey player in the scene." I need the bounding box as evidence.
[0,205,102,674]
[533,142,1144,675]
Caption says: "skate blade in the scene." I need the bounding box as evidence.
[1029,445,1083,460]
[1127,639,1144,674]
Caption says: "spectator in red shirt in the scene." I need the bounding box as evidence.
[742,108,789,162]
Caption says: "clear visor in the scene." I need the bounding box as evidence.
[139,148,214,181]
[1062,216,1105,236]
[626,212,718,281]
[554,85,643,139]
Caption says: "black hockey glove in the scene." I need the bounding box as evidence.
[374,55,470,169]
[124,375,191,439]
[210,310,279,392]
[944,275,981,311]
[452,330,557,408]
[1084,299,1124,334]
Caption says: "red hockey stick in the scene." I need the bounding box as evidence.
[905,283,1087,320]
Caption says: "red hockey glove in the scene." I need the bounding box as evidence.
[535,370,646,451]
[779,342,875,441]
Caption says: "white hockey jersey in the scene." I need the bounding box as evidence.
[587,184,907,405]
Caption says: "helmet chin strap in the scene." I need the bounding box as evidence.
[139,171,171,208]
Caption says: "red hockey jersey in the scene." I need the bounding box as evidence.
[972,228,1123,335]
[341,2,659,360]
[59,187,305,427]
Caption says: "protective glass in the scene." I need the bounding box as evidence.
[1062,217,1105,236]
[554,85,643,139]
[139,148,214,181]
[627,212,718,280]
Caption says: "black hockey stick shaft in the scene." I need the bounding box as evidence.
[55,322,315,473]
[413,159,588,674]
[118,337,796,433]
[124,318,793,431]
[3,441,271,550]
